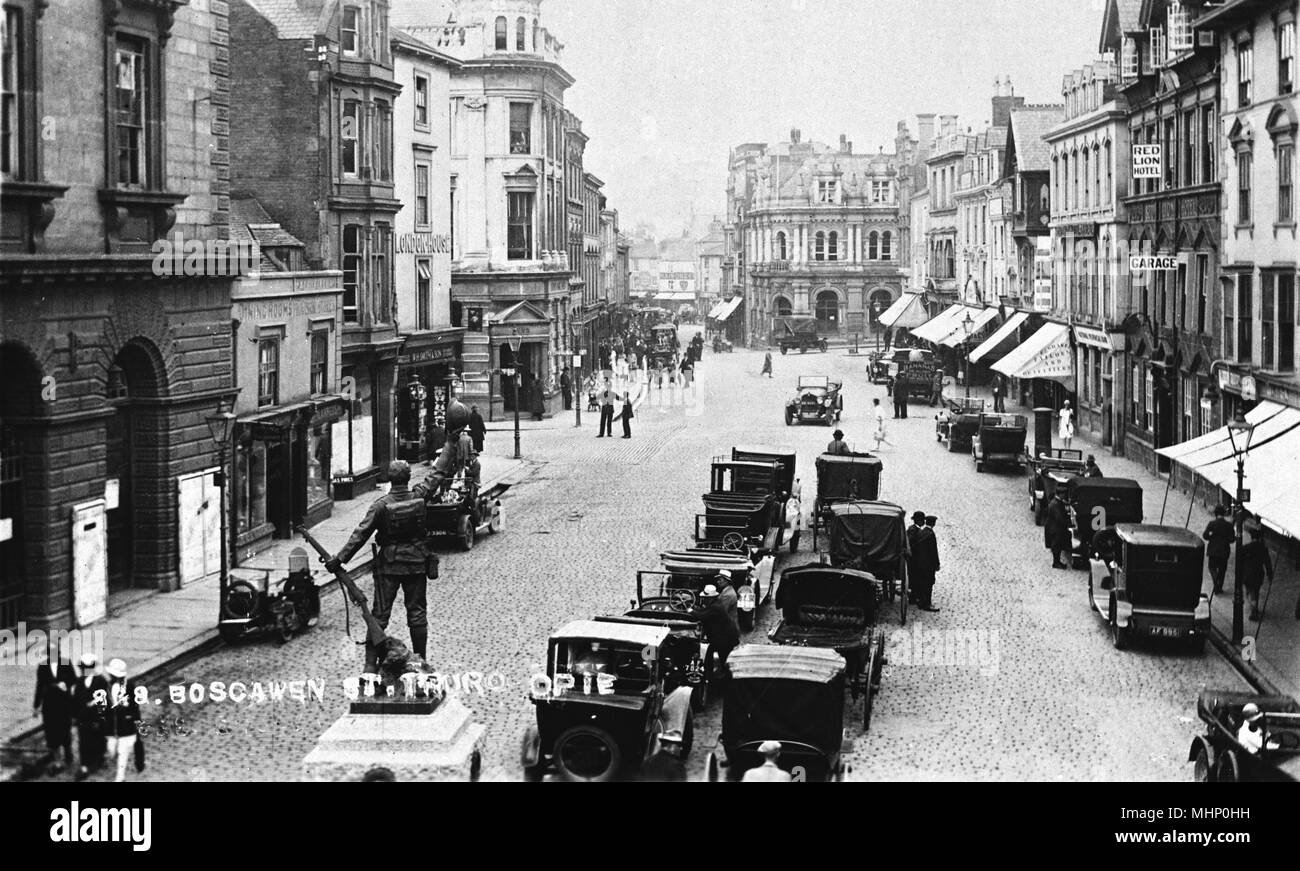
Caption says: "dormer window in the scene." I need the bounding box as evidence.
[871,180,890,203]
[817,180,838,204]
[1121,37,1139,80]
[1168,3,1193,54]
[1148,27,1167,71]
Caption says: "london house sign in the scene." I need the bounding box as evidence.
[395,233,451,255]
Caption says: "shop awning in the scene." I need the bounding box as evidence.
[656,290,695,302]
[937,306,1001,348]
[706,300,727,319]
[908,304,967,344]
[969,311,1028,364]
[991,321,1073,385]
[714,296,743,322]
[1155,401,1295,465]
[877,292,930,330]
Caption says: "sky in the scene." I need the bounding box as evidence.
[543,0,1106,239]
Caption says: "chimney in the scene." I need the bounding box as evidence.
[916,113,936,146]
[940,114,959,137]
[790,127,802,144]
[990,75,1025,127]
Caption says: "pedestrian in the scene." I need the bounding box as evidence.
[560,366,573,411]
[468,405,486,453]
[530,377,545,421]
[1202,504,1235,596]
[741,740,793,782]
[74,653,107,780]
[992,374,1007,413]
[694,579,740,666]
[1044,491,1072,569]
[33,642,76,774]
[893,375,908,419]
[102,658,141,782]
[597,379,618,437]
[620,392,634,438]
[328,459,437,667]
[872,397,892,450]
[827,429,851,456]
[1239,524,1273,621]
[1083,454,1103,477]
[598,341,611,372]
[1059,400,1075,449]
[930,369,944,407]
[906,511,941,611]
[761,351,773,378]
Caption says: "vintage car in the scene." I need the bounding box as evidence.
[867,348,904,384]
[1188,690,1300,782]
[893,349,939,403]
[522,620,695,782]
[638,547,773,632]
[729,445,802,551]
[597,612,711,710]
[647,322,679,367]
[811,451,883,547]
[1086,524,1210,652]
[934,397,987,453]
[822,500,909,621]
[1063,477,1143,567]
[770,565,887,730]
[785,375,844,426]
[425,478,508,551]
[1026,448,1087,525]
[971,413,1028,472]
[704,645,853,782]
[775,317,829,354]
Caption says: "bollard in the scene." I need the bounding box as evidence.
[1032,407,1054,458]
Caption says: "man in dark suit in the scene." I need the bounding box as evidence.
[1202,504,1235,595]
[906,511,940,611]
[893,375,908,419]
[1044,492,1072,569]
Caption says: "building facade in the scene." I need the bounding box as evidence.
[1004,106,1063,310]
[0,0,236,629]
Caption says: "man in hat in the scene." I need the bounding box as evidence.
[103,658,141,782]
[1044,491,1073,570]
[826,429,851,455]
[33,642,77,774]
[329,459,437,665]
[1239,524,1273,621]
[1202,504,1236,595]
[742,740,793,782]
[74,653,108,779]
[1083,455,1103,478]
[907,511,940,611]
[694,578,740,667]
[1235,702,1279,754]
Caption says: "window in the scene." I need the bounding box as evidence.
[867,231,877,260]
[495,16,507,50]
[1201,106,1216,183]
[1061,154,1069,209]
[310,330,329,394]
[1121,37,1139,79]
[114,37,148,188]
[1104,141,1113,204]
[1,6,20,178]
[1280,273,1296,371]
[1144,370,1154,432]
[775,231,787,260]
[449,180,456,259]
[416,258,431,330]
[882,230,892,260]
[1169,3,1192,52]
[1224,273,1236,358]
[342,224,362,323]
[1163,117,1176,189]
[413,74,428,127]
[371,223,389,321]
[414,162,430,227]
[1282,22,1296,95]
[236,441,268,534]
[370,1,386,62]
[1238,41,1253,107]
[341,99,360,177]
[516,17,526,51]
[1263,272,1276,369]
[342,5,360,55]
[871,180,890,203]
[1238,273,1254,362]
[1238,151,1253,223]
[372,100,391,181]
[1131,362,1141,425]
[1279,144,1294,223]
[814,231,826,261]
[817,180,837,203]
[1149,26,1167,70]
[1177,262,1188,328]
[257,338,279,408]
[509,102,531,154]
[507,191,534,259]
[1082,150,1090,207]
[1183,111,1195,187]
[1196,253,1208,333]
[827,231,838,261]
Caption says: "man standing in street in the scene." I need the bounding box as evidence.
[619,392,634,438]
[992,374,1006,413]
[907,511,940,611]
[329,459,436,667]
[597,379,618,437]
[1202,504,1235,595]
[468,405,486,454]
[893,374,908,418]
[695,577,740,666]
[560,366,573,411]
[761,350,773,378]
[1044,491,1072,569]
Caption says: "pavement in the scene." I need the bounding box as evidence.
[9,336,1261,781]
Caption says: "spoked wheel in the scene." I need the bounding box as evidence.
[1213,749,1241,783]
[459,514,476,551]
[1191,740,1216,783]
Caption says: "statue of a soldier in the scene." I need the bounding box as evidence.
[429,400,480,495]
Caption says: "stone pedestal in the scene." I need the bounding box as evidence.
[302,696,486,782]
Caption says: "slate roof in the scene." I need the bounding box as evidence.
[230,196,305,270]
[243,0,330,40]
[1008,107,1064,173]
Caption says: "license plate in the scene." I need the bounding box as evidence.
[1150,625,1184,638]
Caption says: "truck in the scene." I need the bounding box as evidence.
[772,317,828,355]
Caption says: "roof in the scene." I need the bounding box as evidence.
[1114,524,1204,549]
[829,500,905,519]
[969,311,1029,363]
[550,620,669,648]
[229,196,305,270]
[1070,477,1143,491]
[726,645,846,683]
[243,0,329,40]
[658,237,697,261]
[1008,107,1064,173]
[390,27,462,66]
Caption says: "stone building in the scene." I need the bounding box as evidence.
[0,0,235,629]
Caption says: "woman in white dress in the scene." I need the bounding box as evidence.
[1058,400,1075,449]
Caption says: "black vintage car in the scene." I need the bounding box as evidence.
[785,375,843,426]
[775,318,828,354]
[694,446,802,555]
[811,451,883,547]
[704,645,852,782]
[971,413,1028,472]
[639,547,770,632]
[425,478,509,550]
[823,500,909,621]
[1026,448,1087,524]
[934,397,986,453]
[894,349,938,403]
[1063,476,1143,567]
[522,620,696,782]
[1086,524,1210,652]
[1188,690,1300,782]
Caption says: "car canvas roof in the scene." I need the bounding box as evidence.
[726,644,846,683]
[829,500,904,519]
[1070,477,1142,491]
[551,619,669,648]
[797,375,831,388]
[1114,524,1202,548]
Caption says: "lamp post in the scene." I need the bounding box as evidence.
[960,309,976,399]
[871,300,883,352]
[1225,409,1256,645]
[205,395,236,625]
[502,331,523,460]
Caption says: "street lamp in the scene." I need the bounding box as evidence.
[502,331,523,460]
[871,300,884,352]
[960,309,976,399]
[205,395,236,625]
[1225,408,1256,645]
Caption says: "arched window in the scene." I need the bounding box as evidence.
[827,231,839,261]
[495,17,507,50]
[776,231,787,260]
[867,231,879,260]
[773,295,793,316]
[881,231,892,260]
[814,231,826,261]
[516,17,526,50]
[815,290,839,328]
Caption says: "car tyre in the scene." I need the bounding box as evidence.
[488,503,503,534]
[1214,749,1241,783]
[680,715,695,758]
[704,751,720,782]
[553,725,623,783]
[789,530,800,553]
[1109,599,1127,650]
[459,514,475,551]
[784,408,794,426]
[861,671,875,732]
[1191,739,1216,783]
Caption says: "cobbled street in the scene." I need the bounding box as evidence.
[45,341,1246,782]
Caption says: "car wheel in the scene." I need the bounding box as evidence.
[704,751,720,782]
[459,514,475,551]
[784,408,794,425]
[553,725,623,783]
[789,530,800,553]
[488,503,503,534]
[1110,600,1127,650]
[780,346,788,355]
[222,579,261,621]
[218,623,245,644]
[1191,739,1216,783]
[680,715,695,758]
[861,669,875,732]
[690,676,708,712]
[1214,749,1241,783]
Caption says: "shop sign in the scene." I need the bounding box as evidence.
[394,233,451,255]
[248,421,289,442]
[398,345,458,367]
[1073,325,1111,349]
[1132,144,1161,179]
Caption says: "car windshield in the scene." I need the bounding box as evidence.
[552,640,653,694]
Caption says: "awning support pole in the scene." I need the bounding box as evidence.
[1183,475,1198,528]
[1159,472,1173,524]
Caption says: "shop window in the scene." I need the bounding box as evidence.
[257,338,279,408]
[236,441,268,534]
[310,330,329,394]
[342,224,362,323]
[307,424,331,507]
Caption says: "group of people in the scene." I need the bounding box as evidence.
[594,379,636,438]
[33,648,142,781]
[907,511,942,612]
[1203,503,1279,621]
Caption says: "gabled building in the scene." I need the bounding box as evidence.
[1004,105,1065,310]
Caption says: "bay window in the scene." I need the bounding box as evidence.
[372,100,391,181]
[341,99,361,177]
[342,224,363,322]
[371,223,390,321]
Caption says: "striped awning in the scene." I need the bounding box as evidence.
[877,292,930,329]
[908,304,968,344]
[991,322,1073,386]
[714,296,743,322]
[969,311,1028,364]
[937,307,1000,348]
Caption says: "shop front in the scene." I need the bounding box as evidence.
[395,329,465,463]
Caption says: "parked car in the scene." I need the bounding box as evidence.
[1063,476,1143,567]
[811,451,884,546]
[785,375,844,426]
[775,317,828,354]
[425,479,508,551]
[1188,690,1300,782]
[1026,448,1087,524]
[821,500,909,621]
[934,397,986,453]
[971,413,1028,472]
[1086,523,1210,652]
[521,620,695,782]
